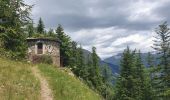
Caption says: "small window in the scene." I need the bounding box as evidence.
[37,43,43,54]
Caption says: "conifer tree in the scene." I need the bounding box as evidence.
[69,41,78,69]
[86,54,93,86]
[56,24,72,66]
[152,22,170,98]
[37,17,45,34]
[146,52,155,99]
[147,52,155,82]
[115,47,152,100]
[134,51,144,100]
[89,47,103,92]
[135,51,153,100]
[76,45,85,77]
[115,47,136,100]
[77,46,89,80]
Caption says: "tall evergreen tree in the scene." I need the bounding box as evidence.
[147,52,155,81]
[146,52,155,99]
[76,45,86,78]
[37,17,45,34]
[152,22,170,98]
[115,47,152,100]
[86,54,93,86]
[134,51,145,100]
[115,47,136,100]
[69,41,78,68]
[56,24,72,66]
[135,51,153,100]
[89,47,103,92]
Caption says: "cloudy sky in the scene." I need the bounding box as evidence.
[24,0,170,59]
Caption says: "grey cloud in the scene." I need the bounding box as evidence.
[24,0,170,58]
[153,1,170,23]
[27,0,155,31]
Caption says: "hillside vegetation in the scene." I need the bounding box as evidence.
[0,58,102,100]
[0,58,40,100]
[38,64,102,100]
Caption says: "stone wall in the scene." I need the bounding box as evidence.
[27,40,60,67]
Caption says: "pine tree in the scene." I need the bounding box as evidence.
[86,54,93,87]
[135,51,153,100]
[56,24,72,66]
[146,52,155,100]
[115,47,136,100]
[134,51,144,100]
[37,18,45,34]
[76,45,85,77]
[69,41,78,69]
[114,47,152,100]
[89,47,103,92]
[152,22,170,98]
[147,52,155,83]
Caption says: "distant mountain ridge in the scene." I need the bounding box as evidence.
[82,49,158,75]
[104,53,158,66]
[104,53,159,74]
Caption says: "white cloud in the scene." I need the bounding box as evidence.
[70,27,154,59]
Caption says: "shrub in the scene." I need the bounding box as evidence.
[0,25,27,60]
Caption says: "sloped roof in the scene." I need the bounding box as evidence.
[26,38,61,43]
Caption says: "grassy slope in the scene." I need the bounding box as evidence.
[38,64,102,100]
[0,58,40,100]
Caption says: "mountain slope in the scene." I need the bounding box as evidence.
[38,64,102,100]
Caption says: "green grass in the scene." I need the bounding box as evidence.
[38,64,102,100]
[0,58,40,100]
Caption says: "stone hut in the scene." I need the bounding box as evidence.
[27,38,60,66]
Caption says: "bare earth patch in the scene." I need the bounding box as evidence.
[32,66,53,100]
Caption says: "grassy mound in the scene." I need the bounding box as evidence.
[38,64,102,100]
[0,58,40,100]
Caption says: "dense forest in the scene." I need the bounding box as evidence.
[0,0,170,100]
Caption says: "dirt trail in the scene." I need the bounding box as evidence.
[32,66,53,100]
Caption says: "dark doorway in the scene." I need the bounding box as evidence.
[37,43,43,54]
